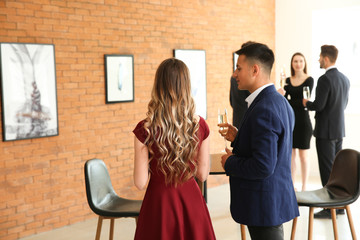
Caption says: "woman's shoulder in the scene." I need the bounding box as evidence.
[197,115,208,125]
[134,119,146,129]
[304,76,314,85]
[195,115,209,137]
[133,119,148,142]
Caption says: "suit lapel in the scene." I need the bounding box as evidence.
[232,85,275,150]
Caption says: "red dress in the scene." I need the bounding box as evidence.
[133,117,216,240]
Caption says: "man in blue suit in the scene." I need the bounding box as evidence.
[219,43,299,240]
[303,45,350,219]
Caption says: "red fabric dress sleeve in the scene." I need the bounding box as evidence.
[133,120,148,144]
[198,116,210,141]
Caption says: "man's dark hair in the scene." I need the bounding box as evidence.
[321,45,338,63]
[241,41,257,49]
[235,43,274,74]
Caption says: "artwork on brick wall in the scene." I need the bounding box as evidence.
[233,52,239,71]
[173,49,207,119]
[105,54,134,103]
[0,43,59,141]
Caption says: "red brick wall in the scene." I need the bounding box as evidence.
[0,1,274,239]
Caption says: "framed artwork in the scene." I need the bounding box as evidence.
[233,52,239,71]
[0,43,59,141]
[105,54,134,103]
[174,49,207,119]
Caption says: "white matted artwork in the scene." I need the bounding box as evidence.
[233,52,239,71]
[174,49,207,119]
[0,42,59,141]
[105,54,134,103]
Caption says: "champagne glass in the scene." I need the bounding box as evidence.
[280,66,286,88]
[303,86,311,110]
[218,108,228,151]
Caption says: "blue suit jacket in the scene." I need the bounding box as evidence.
[225,85,299,226]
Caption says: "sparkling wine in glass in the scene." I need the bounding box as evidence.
[280,66,286,88]
[303,86,311,110]
[218,108,228,151]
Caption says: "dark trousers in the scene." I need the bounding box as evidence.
[316,138,343,186]
[247,224,284,240]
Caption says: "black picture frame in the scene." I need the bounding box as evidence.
[173,49,207,119]
[104,54,134,103]
[0,42,59,141]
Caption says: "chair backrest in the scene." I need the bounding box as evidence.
[84,158,117,214]
[326,149,360,201]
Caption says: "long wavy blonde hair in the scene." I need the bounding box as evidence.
[144,58,199,185]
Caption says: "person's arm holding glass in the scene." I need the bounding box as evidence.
[302,80,315,109]
[218,122,238,167]
[218,108,228,151]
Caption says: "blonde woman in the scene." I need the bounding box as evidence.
[284,52,314,191]
[133,58,215,240]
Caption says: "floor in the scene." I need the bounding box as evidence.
[20,179,360,240]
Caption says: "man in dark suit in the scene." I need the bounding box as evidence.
[303,45,350,219]
[230,76,250,128]
[219,43,299,240]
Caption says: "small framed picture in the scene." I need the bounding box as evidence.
[0,42,59,141]
[174,49,207,119]
[104,54,134,103]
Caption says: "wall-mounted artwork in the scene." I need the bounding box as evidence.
[105,54,134,103]
[0,43,59,141]
[174,49,207,119]
[233,52,239,71]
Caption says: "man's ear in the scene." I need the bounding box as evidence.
[324,56,331,64]
[252,64,260,76]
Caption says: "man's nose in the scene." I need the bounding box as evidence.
[232,71,237,78]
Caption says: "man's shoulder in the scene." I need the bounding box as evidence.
[325,68,350,83]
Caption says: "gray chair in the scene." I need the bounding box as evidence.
[84,158,142,240]
[290,149,360,240]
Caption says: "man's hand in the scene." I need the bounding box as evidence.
[218,123,238,142]
[221,147,233,170]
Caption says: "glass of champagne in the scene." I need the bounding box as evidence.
[218,108,228,151]
[303,86,311,110]
[280,66,286,88]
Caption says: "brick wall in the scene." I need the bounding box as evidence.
[0,0,274,239]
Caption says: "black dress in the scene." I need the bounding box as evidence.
[284,77,314,149]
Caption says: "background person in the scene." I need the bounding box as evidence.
[229,41,255,129]
[303,45,350,219]
[283,52,314,191]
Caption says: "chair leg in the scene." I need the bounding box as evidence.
[240,224,246,240]
[308,207,314,240]
[345,205,357,240]
[95,216,103,240]
[330,208,338,240]
[290,217,298,240]
[109,218,115,240]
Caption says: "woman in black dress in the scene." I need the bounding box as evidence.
[283,52,314,191]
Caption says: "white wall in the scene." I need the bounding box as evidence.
[275,0,360,182]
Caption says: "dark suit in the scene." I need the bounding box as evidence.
[306,68,350,186]
[225,85,299,227]
[230,77,250,129]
